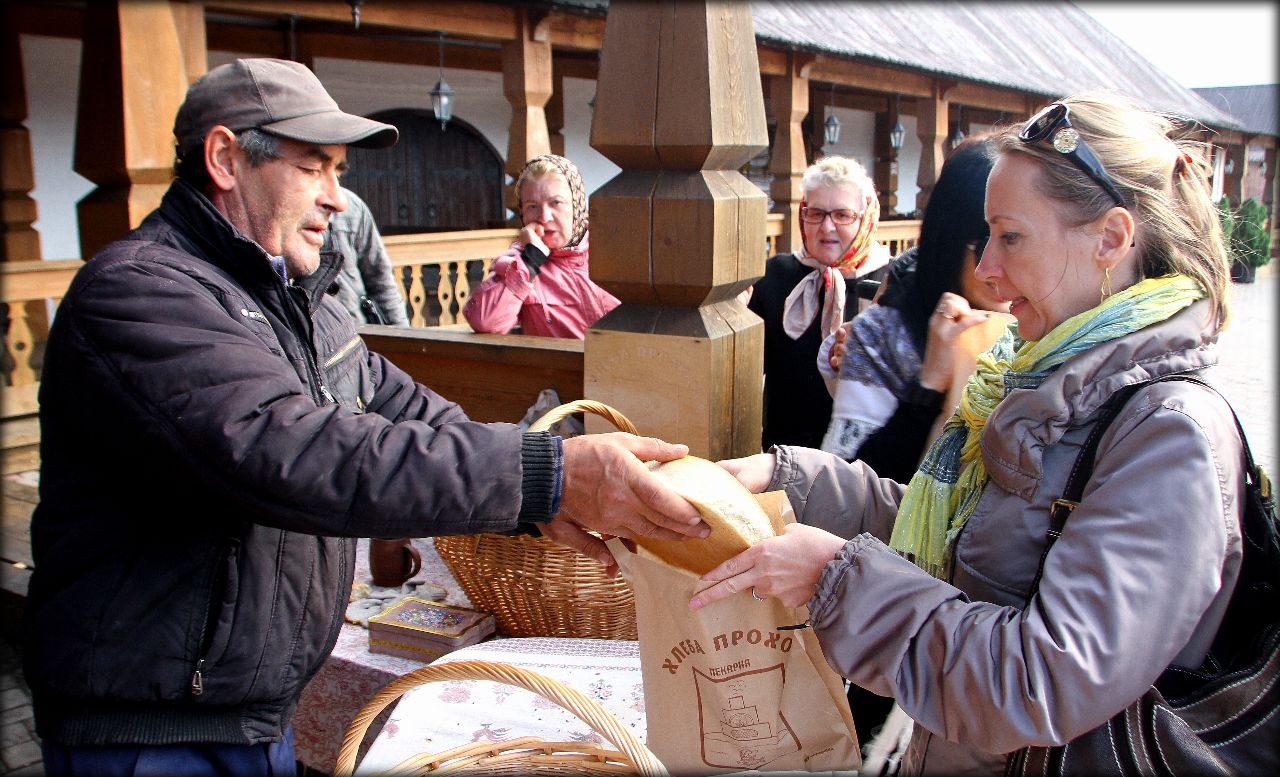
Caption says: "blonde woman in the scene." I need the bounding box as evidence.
[696,95,1249,775]
[463,154,618,338]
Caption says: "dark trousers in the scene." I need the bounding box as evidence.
[41,726,296,777]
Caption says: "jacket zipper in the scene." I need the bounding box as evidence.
[190,541,227,697]
[322,335,362,370]
[281,284,332,405]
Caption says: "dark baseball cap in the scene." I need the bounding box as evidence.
[173,58,397,158]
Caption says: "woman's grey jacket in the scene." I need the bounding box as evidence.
[771,300,1245,776]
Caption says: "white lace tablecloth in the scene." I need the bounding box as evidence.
[353,637,644,776]
[293,537,473,773]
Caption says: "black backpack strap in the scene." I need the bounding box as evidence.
[1022,373,1267,607]
[1023,381,1146,606]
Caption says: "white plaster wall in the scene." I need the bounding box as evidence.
[21,35,94,260]
[818,105,920,217]
[206,54,623,216]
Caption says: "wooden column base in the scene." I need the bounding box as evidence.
[584,301,762,460]
[76,183,170,260]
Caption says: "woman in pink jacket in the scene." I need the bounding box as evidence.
[463,154,619,338]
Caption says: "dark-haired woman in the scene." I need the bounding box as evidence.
[819,136,1009,481]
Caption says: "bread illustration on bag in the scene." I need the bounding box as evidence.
[636,456,779,575]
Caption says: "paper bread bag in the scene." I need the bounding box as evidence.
[608,489,860,774]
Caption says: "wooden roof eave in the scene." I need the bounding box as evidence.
[758,41,1040,116]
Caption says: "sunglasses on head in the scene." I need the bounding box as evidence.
[1020,103,1126,209]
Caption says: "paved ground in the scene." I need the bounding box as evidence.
[1214,272,1278,477]
[0,270,1275,776]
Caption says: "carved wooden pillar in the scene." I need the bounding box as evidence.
[873,97,900,215]
[74,0,193,259]
[502,9,553,221]
[915,82,950,213]
[1267,147,1278,264]
[1,9,42,263]
[809,82,830,157]
[767,53,811,255]
[547,70,566,157]
[587,0,768,459]
[1224,143,1246,207]
[1264,146,1277,208]
[2,10,49,387]
[171,0,209,85]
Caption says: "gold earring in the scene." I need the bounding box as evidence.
[1100,267,1112,304]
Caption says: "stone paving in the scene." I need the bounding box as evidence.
[1214,271,1278,477]
[0,270,1275,776]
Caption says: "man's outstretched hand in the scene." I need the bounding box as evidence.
[554,432,708,548]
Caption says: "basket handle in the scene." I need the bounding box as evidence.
[527,400,639,435]
[334,660,667,777]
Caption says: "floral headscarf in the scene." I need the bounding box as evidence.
[516,154,589,249]
[782,192,882,341]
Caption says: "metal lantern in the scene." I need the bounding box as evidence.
[430,78,454,129]
[824,113,841,146]
[889,119,905,150]
[889,94,905,150]
[431,32,454,130]
[824,81,841,146]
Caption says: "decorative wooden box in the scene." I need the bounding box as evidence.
[368,597,496,662]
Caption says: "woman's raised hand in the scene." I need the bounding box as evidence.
[717,453,777,494]
[918,292,990,392]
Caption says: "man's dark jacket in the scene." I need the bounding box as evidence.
[24,180,558,746]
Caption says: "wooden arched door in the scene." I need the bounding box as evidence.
[342,109,505,234]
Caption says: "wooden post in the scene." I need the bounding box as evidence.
[809,82,829,157]
[768,53,811,256]
[171,0,209,85]
[1228,141,1249,204]
[1267,147,1278,263]
[587,0,768,459]
[501,8,553,221]
[1,9,42,263]
[74,0,192,259]
[915,81,951,213]
[547,70,566,158]
[1,9,51,384]
[1224,143,1246,207]
[873,100,899,216]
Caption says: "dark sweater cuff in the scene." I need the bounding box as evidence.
[901,380,945,411]
[519,243,549,278]
[517,432,562,527]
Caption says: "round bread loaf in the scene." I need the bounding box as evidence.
[636,456,774,575]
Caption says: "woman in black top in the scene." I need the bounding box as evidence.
[746,155,891,450]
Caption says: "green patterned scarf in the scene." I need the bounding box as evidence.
[888,275,1205,578]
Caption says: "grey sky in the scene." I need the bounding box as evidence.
[1076,2,1277,88]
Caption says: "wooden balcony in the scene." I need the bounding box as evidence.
[1,217,919,471]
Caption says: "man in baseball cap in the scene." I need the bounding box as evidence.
[25,58,704,777]
[174,58,398,159]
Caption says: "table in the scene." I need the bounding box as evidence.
[293,537,473,773]
[353,637,644,776]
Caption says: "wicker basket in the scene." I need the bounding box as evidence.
[434,401,640,640]
[334,660,666,777]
